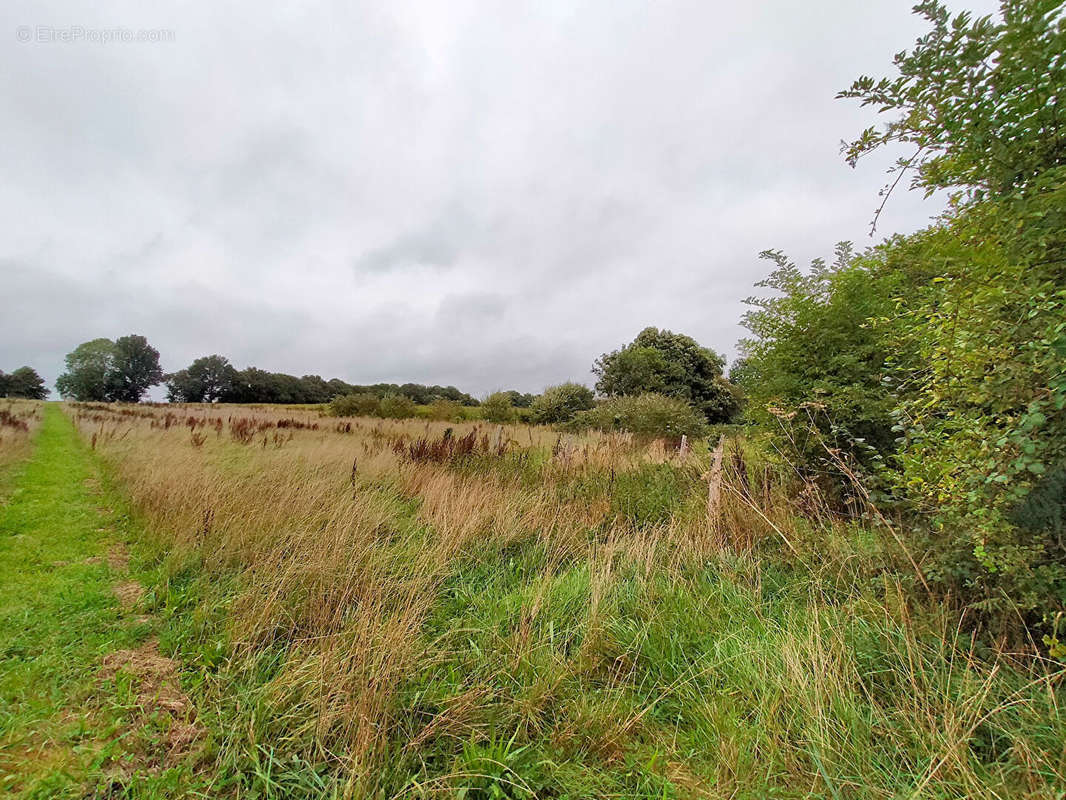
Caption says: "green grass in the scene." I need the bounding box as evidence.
[0,405,191,798]
[5,406,1065,798]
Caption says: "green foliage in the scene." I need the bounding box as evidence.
[328,392,381,417]
[568,393,708,440]
[839,0,1066,206]
[0,366,49,399]
[498,390,535,408]
[739,243,901,476]
[107,335,165,403]
[426,398,465,422]
[165,355,238,403]
[377,394,418,419]
[741,0,1066,623]
[56,335,163,403]
[881,194,1066,616]
[528,382,594,425]
[55,338,117,401]
[594,327,740,423]
[480,392,516,423]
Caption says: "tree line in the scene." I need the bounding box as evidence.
[51,325,743,429]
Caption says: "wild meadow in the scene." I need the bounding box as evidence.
[3,2,1063,797]
[41,400,1062,798]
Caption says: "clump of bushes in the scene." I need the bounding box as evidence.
[328,392,381,417]
[529,383,594,425]
[328,392,419,420]
[426,398,465,422]
[568,393,706,439]
[377,394,418,419]
[480,392,516,423]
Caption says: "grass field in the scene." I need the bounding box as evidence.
[1,401,1063,798]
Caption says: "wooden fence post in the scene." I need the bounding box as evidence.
[707,435,726,541]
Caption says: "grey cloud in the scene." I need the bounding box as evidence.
[0,0,999,397]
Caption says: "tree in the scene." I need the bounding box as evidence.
[529,383,595,425]
[106,335,164,402]
[56,338,117,401]
[166,355,238,402]
[4,367,49,399]
[594,327,739,423]
[56,336,163,402]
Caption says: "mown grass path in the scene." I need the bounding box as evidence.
[0,404,174,798]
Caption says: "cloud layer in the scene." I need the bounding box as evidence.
[1,0,996,396]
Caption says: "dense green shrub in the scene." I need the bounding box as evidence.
[568,393,707,440]
[480,392,516,423]
[740,0,1066,625]
[328,392,381,417]
[426,398,465,422]
[737,243,902,478]
[528,383,595,425]
[377,394,418,419]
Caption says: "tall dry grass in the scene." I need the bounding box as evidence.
[0,399,42,479]
[67,402,1066,798]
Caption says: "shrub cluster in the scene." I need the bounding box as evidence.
[738,1,1066,626]
[328,392,419,419]
[528,383,595,425]
[567,393,707,439]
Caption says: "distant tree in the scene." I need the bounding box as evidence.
[57,336,163,402]
[166,355,238,402]
[106,335,164,402]
[56,338,117,401]
[500,390,535,408]
[529,383,595,425]
[593,327,739,423]
[327,378,356,398]
[481,392,516,423]
[299,375,332,404]
[6,366,49,399]
[0,371,7,397]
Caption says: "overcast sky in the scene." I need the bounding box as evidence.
[1,0,998,397]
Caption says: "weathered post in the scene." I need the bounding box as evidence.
[707,435,726,542]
